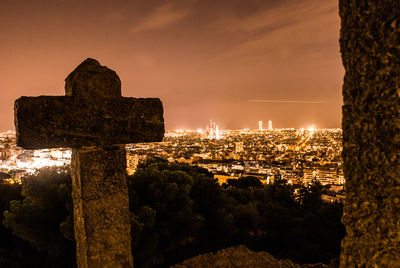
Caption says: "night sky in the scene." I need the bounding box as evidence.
[0,0,343,131]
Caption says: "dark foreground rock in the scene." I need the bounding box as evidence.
[172,245,335,268]
[339,1,400,266]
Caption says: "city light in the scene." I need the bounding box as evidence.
[206,120,220,140]
[308,126,315,132]
[0,126,343,191]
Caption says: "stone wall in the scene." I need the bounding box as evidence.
[339,1,400,266]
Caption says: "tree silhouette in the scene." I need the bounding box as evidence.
[1,159,345,267]
[2,167,75,267]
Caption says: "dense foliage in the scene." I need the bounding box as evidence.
[1,167,75,267]
[1,160,345,267]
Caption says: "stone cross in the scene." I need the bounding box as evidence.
[340,1,400,266]
[14,58,164,267]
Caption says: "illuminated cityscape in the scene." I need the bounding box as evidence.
[0,121,344,200]
[3,0,394,266]
[129,126,344,186]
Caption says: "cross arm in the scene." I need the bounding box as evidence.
[15,96,164,149]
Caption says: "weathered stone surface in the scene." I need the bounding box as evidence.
[15,96,164,149]
[65,58,121,99]
[173,245,332,268]
[173,245,300,268]
[71,145,133,268]
[339,1,400,267]
[15,58,164,150]
[14,58,165,268]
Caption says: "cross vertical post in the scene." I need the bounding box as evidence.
[14,58,164,267]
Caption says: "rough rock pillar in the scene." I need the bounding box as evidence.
[339,1,400,266]
[71,145,132,267]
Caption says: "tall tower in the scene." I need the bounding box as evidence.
[207,120,214,139]
[215,125,220,140]
[258,121,263,130]
[207,120,220,140]
[268,120,273,130]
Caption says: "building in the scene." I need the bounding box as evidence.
[206,120,220,140]
[268,120,273,130]
[259,121,263,130]
[234,142,244,153]
[0,147,11,161]
[214,174,240,185]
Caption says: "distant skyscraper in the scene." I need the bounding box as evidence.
[258,121,263,130]
[268,120,273,130]
[234,142,244,153]
[207,120,220,140]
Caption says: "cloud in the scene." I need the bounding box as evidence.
[130,3,189,34]
[213,0,339,61]
[214,0,336,33]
